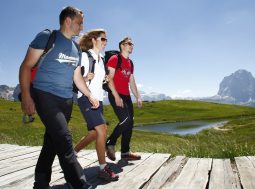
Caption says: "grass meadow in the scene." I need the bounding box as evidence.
[1,98,255,159]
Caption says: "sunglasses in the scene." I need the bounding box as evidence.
[97,37,108,42]
[123,42,134,46]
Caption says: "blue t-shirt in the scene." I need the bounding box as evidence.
[30,30,80,98]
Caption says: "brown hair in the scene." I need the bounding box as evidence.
[59,6,83,25]
[79,29,106,52]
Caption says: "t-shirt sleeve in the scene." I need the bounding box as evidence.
[106,55,118,69]
[29,30,51,50]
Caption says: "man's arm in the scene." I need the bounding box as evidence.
[73,66,99,108]
[107,67,124,107]
[129,74,142,108]
[19,47,44,115]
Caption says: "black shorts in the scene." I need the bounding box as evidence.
[78,96,105,131]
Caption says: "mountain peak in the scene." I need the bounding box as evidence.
[217,69,255,102]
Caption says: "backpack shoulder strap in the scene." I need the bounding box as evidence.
[116,54,122,71]
[84,51,96,73]
[34,29,56,68]
[116,54,134,73]
[43,29,57,55]
[84,51,96,84]
[130,59,134,73]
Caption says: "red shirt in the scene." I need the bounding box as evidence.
[107,54,134,95]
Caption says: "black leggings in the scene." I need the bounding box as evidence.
[33,88,88,189]
[106,92,134,153]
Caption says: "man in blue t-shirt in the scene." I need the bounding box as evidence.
[19,6,98,189]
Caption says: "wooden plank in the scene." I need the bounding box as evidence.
[0,144,24,151]
[0,154,62,188]
[1,149,97,188]
[50,151,99,184]
[247,156,255,167]
[0,157,39,176]
[51,151,125,187]
[143,156,185,189]
[164,158,212,189]
[0,146,41,161]
[94,153,170,189]
[89,152,153,189]
[0,151,40,169]
[235,156,255,189]
[209,159,241,189]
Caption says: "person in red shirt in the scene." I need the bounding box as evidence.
[106,37,142,161]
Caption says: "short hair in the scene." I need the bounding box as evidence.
[119,36,132,51]
[59,6,83,25]
[79,29,106,52]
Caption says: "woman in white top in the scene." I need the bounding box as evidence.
[74,29,118,181]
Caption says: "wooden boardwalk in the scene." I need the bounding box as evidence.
[0,144,255,189]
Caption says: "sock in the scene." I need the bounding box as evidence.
[99,163,107,170]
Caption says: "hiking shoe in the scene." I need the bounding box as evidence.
[106,145,116,161]
[121,152,141,161]
[98,165,119,181]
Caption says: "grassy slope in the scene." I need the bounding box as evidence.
[1,98,255,158]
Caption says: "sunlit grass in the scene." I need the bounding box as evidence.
[1,98,255,158]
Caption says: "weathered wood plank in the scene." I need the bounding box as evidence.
[95,153,170,189]
[142,156,185,189]
[1,149,97,188]
[0,144,26,151]
[0,151,40,169]
[50,151,99,185]
[89,152,154,188]
[0,146,41,161]
[235,156,255,189]
[247,156,255,167]
[164,158,212,189]
[209,159,241,189]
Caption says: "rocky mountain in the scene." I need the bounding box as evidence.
[200,69,255,106]
[217,69,255,103]
[0,85,15,101]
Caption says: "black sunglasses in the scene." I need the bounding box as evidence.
[97,37,107,42]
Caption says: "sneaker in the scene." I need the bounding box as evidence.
[121,152,141,161]
[106,145,116,161]
[98,165,119,181]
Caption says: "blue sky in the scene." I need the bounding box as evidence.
[1,0,254,97]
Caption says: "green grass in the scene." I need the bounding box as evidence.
[1,98,255,158]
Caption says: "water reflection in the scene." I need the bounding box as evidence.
[134,121,227,135]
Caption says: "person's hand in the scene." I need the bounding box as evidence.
[137,98,142,108]
[21,95,36,115]
[88,94,99,109]
[115,95,124,108]
[84,73,95,82]
[104,75,109,82]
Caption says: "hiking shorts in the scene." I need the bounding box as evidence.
[78,95,105,130]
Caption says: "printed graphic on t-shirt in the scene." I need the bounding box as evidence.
[121,68,131,78]
[56,52,79,66]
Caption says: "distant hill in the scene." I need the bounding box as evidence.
[1,84,171,104]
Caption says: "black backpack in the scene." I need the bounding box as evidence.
[104,50,134,73]
[103,50,134,92]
